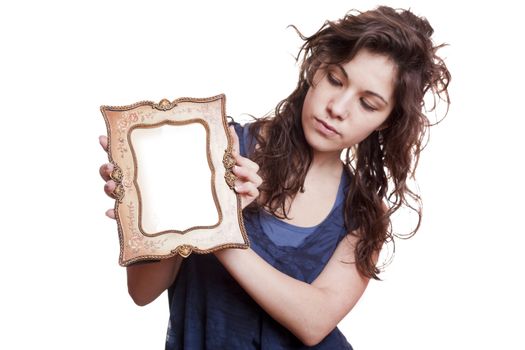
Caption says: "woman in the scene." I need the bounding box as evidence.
[100,5,450,349]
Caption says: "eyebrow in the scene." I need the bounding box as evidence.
[335,64,389,106]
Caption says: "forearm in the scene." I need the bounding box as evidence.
[215,248,352,346]
[126,256,182,306]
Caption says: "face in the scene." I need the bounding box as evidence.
[301,49,397,159]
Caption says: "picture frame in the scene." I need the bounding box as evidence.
[100,94,249,266]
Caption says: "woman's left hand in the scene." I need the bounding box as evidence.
[228,126,262,209]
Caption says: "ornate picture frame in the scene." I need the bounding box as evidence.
[101,94,249,266]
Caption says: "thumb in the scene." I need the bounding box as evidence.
[228,125,240,154]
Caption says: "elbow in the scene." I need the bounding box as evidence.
[296,325,332,347]
[300,334,326,348]
[127,286,156,306]
[128,291,152,306]
[301,336,325,347]
[126,275,166,306]
[130,297,150,307]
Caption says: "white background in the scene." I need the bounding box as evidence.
[1,0,523,349]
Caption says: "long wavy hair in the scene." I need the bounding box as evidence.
[247,6,451,279]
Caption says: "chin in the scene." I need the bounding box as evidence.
[305,134,339,154]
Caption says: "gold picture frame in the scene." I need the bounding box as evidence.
[101,94,249,266]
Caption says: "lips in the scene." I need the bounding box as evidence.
[314,117,339,135]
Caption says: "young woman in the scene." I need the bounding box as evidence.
[99,6,450,349]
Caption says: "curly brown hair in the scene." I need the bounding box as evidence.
[247,6,451,279]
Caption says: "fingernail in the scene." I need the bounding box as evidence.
[107,163,114,172]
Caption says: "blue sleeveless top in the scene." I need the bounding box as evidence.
[165,123,354,349]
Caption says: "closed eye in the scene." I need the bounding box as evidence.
[360,98,377,112]
[327,73,343,87]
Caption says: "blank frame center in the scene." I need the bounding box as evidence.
[130,122,219,234]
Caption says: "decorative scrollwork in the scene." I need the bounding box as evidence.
[177,245,194,258]
[113,184,125,202]
[110,165,123,183]
[223,150,235,169]
[152,98,177,111]
[223,149,237,189]
[224,171,236,189]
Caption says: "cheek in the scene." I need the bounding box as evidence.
[346,118,382,144]
[302,89,315,116]
[302,84,329,116]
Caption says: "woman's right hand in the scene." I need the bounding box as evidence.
[98,135,117,219]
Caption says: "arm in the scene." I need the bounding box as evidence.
[215,233,371,346]
[213,128,370,345]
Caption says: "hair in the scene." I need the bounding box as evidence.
[247,6,451,279]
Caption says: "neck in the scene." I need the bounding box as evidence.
[297,150,342,195]
[310,150,342,173]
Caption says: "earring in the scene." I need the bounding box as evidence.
[378,130,385,152]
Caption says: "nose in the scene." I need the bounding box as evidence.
[327,92,352,120]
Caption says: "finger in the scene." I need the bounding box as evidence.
[232,152,260,173]
[99,135,109,152]
[228,126,240,155]
[99,163,114,182]
[105,209,116,219]
[104,180,117,198]
[235,182,259,202]
[232,165,262,187]
[244,182,259,199]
